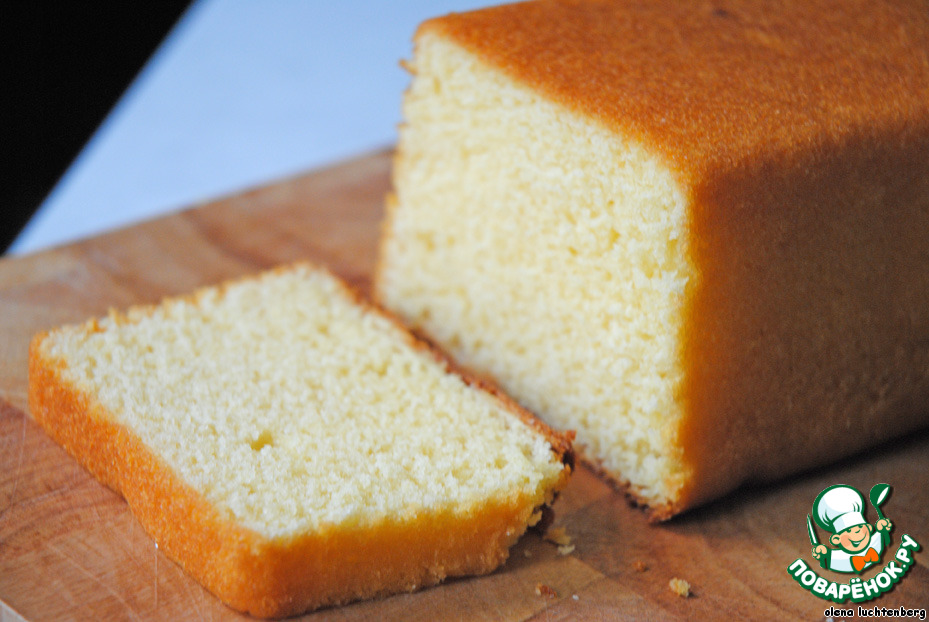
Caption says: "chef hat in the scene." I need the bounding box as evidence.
[813,485,867,534]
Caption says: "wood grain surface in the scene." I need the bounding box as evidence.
[1,151,927,621]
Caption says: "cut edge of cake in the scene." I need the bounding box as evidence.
[376,28,696,519]
[28,262,575,617]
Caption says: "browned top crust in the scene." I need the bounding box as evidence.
[422,0,929,186]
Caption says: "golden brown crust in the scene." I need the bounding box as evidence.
[27,263,573,617]
[422,0,929,186]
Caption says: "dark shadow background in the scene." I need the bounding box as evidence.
[4,2,191,254]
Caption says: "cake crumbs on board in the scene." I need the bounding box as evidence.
[543,526,575,555]
[544,526,572,546]
[669,577,691,597]
[535,583,557,599]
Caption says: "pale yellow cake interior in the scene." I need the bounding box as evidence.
[379,33,692,506]
[39,265,566,538]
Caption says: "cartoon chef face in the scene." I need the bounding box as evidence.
[830,522,874,554]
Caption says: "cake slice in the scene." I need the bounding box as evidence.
[28,263,573,617]
[376,0,929,519]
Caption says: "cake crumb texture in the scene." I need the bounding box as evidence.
[28,263,572,617]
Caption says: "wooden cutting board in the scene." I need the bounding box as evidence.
[1,151,927,621]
